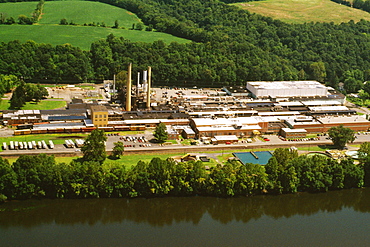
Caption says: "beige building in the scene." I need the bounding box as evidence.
[90,105,108,127]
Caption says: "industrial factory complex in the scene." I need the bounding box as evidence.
[1,65,370,147]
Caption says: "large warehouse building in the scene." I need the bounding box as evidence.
[247,81,329,99]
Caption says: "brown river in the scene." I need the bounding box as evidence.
[1,188,370,247]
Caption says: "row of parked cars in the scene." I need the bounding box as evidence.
[119,136,149,143]
[123,143,152,148]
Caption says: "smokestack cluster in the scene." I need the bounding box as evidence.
[125,64,152,110]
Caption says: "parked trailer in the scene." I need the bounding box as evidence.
[2,142,7,150]
[19,142,23,150]
[32,141,37,148]
[75,139,85,148]
[69,139,75,148]
[49,140,54,149]
[37,141,42,149]
[9,141,14,150]
[28,142,33,149]
[41,140,47,149]
[14,141,19,150]
[65,140,74,148]
[23,142,27,149]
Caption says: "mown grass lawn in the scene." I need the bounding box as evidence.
[0,100,66,110]
[235,0,370,24]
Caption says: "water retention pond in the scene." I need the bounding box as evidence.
[2,188,370,246]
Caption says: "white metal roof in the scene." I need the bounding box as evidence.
[197,125,261,132]
[281,128,307,133]
[318,115,369,124]
[214,135,239,141]
[302,100,342,106]
[275,102,304,106]
[247,81,326,90]
[308,106,349,112]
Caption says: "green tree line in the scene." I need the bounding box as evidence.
[1,145,369,201]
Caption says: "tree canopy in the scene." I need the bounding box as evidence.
[81,129,107,164]
[328,125,355,149]
[0,147,368,200]
[112,141,125,159]
[154,122,168,143]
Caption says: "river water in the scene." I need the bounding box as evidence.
[1,188,370,247]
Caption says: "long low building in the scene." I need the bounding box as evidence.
[286,115,370,133]
[190,117,262,138]
[247,81,328,98]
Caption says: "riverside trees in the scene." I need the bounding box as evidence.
[0,147,367,201]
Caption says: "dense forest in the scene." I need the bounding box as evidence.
[0,0,370,91]
[1,146,370,201]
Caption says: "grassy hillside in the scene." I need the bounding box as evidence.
[39,1,142,28]
[0,25,189,50]
[235,0,370,24]
[0,1,190,49]
[0,2,36,18]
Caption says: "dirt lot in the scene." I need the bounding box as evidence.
[46,84,107,102]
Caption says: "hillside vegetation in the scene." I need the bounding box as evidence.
[3,0,370,93]
[0,1,189,49]
[235,0,370,24]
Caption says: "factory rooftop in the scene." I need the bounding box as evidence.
[247,81,327,90]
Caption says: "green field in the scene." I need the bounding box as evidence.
[0,1,190,50]
[0,25,189,50]
[0,99,66,110]
[39,1,141,28]
[0,2,36,18]
[235,0,370,24]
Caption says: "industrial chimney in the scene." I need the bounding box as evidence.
[137,72,140,96]
[126,63,132,111]
[146,66,151,109]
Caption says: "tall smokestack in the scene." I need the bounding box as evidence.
[126,63,132,111]
[143,70,148,93]
[113,74,116,101]
[137,72,140,95]
[146,66,151,109]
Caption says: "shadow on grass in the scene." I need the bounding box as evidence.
[108,155,120,160]
[318,144,338,150]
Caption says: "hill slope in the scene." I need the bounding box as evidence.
[234,0,370,24]
[0,1,190,49]
[39,1,142,28]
